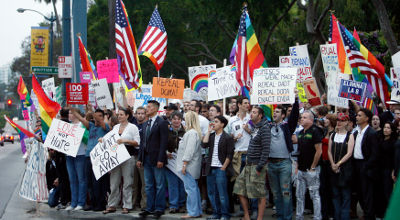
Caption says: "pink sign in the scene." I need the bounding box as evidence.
[80,72,93,84]
[97,59,120,83]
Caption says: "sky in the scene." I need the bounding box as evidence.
[0,0,62,68]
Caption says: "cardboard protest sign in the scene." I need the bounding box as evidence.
[92,78,114,109]
[183,88,202,102]
[390,67,400,102]
[392,51,400,67]
[320,44,339,73]
[289,44,312,82]
[42,77,56,100]
[43,119,85,157]
[131,84,166,111]
[251,68,297,105]
[296,83,308,103]
[152,77,185,99]
[90,129,131,180]
[326,71,349,108]
[97,59,120,83]
[302,78,322,106]
[208,65,239,101]
[166,152,183,181]
[80,71,93,83]
[338,79,367,102]
[66,83,89,105]
[279,56,292,67]
[188,64,216,100]
[19,138,48,201]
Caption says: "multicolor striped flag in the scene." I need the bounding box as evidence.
[115,0,142,90]
[31,74,61,136]
[4,115,35,154]
[138,6,167,71]
[329,14,352,75]
[17,76,33,108]
[78,35,98,80]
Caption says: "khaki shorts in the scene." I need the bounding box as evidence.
[233,164,267,198]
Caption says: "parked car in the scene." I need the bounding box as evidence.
[0,135,3,146]
[3,133,14,144]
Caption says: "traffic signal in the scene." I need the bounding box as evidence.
[7,99,12,106]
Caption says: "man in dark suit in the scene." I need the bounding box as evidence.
[137,100,169,218]
[353,108,378,220]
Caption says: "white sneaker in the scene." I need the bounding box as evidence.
[65,206,74,211]
[74,205,83,211]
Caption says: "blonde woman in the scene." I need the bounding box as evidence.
[176,111,203,218]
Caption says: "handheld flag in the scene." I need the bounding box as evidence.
[4,115,35,154]
[78,35,98,79]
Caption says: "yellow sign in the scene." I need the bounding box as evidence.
[296,83,307,103]
[30,27,49,69]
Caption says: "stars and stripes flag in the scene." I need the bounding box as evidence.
[138,7,167,71]
[115,0,142,90]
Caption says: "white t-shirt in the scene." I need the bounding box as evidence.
[227,113,251,152]
[211,133,223,167]
[198,115,209,137]
[333,133,347,143]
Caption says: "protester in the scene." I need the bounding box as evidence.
[177,111,203,218]
[103,108,140,214]
[183,101,191,114]
[227,97,238,117]
[46,149,61,208]
[233,106,271,220]
[166,111,186,213]
[203,115,234,220]
[164,103,179,122]
[208,104,222,121]
[380,100,400,123]
[371,115,381,131]
[296,110,323,220]
[327,113,355,220]
[201,104,210,119]
[137,100,169,218]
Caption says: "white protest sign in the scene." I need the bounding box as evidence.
[30,89,40,111]
[326,71,349,108]
[166,152,184,181]
[131,84,166,111]
[88,82,97,109]
[183,88,202,102]
[43,119,85,157]
[188,64,216,101]
[113,78,126,109]
[390,67,400,102]
[392,51,400,67]
[208,65,239,101]
[42,77,56,100]
[90,129,131,180]
[289,44,312,82]
[92,78,113,109]
[19,138,48,201]
[251,67,297,105]
[320,43,339,73]
[279,56,292,67]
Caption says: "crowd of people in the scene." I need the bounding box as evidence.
[38,89,400,220]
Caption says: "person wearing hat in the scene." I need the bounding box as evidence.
[164,103,179,122]
[327,113,355,220]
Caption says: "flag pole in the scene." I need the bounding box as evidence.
[158,70,160,78]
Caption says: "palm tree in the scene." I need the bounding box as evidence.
[34,0,61,36]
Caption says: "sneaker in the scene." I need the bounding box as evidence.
[57,204,67,210]
[65,206,74,211]
[232,211,244,217]
[250,211,258,220]
[74,206,83,211]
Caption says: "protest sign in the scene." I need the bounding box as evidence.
[44,119,85,157]
[152,77,185,99]
[166,152,184,181]
[113,80,125,109]
[279,56,292,67]
[320,44,339,73]
[296,83,308,103]
[92,78,113,109]
[208,65,239,101]
[326,71,349,108]
[80,71,93,83]
[338,79,367,102]
[58,56,73,78]
[90,129,131,180]
[131,84,166,111]
[97,59,120,83]
[390,67,400,102]
[88,82,97,108]
[289,44,312,82]
[251,67,297,105]
[392,51,400,67]
[302,78,322,106]
[19,138,48,201]
[42,77,56,99]
[188,64,216,100]
[66,83,89,105]
[183,88,202,102]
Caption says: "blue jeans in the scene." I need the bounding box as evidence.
[267,159,292,220]
[182,172,202,217]
[332,185,351,220]
[240,154,258,212]
[207,168,230,218]
[165,168,186,209]
[66,155,87,207]
[48,186,60,207]
[143,156,166,212]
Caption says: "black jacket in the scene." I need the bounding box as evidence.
[353,126,379,180]
[203,131,234,176]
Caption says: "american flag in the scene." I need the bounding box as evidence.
[115,0,142,89]
[234,9,251,91]
[339,23,388,104]
[138,7,167,71]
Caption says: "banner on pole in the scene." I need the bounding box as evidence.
[303,78,322,106]
[208,65,239,101]
[338,79,367,102]
[92,78,113,109]
[97,59,120,83]
[152,77,185,99]
[251,68,297,105]
[30,27,49,69]
[289,44,312,82]
[66,83,89,105]
[188,64,216,100]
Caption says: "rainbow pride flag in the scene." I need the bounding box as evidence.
[4,115,35,154]
[329,14,352,74]
[32,74,61,136]
[78,35,98,80]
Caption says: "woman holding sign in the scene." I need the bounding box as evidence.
[102,108,140,214]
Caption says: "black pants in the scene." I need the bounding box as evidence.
[86,157,109,210]
[320,160,333,219]
[353,160,375,220]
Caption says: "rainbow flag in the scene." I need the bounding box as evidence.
[31,74,61,136]
[329,14,352,74]
[78,35,98,80]
[4,115,35,154]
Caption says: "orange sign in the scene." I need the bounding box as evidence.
[303,78,322,106]
[152,77,185,99]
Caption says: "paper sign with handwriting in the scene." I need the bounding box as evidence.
[320,43,339,73]
[279,56,292,67]
[208,65,239,101]
[390,67,400,102]
[303,78,322,106]
[152,77,185,99]
[80,71,93,83]
[326,71,349,108]
[289,44,312,82]
[97,59,120,83]
[92,78,114,109]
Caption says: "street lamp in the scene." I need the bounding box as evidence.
[17,8,56,66]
